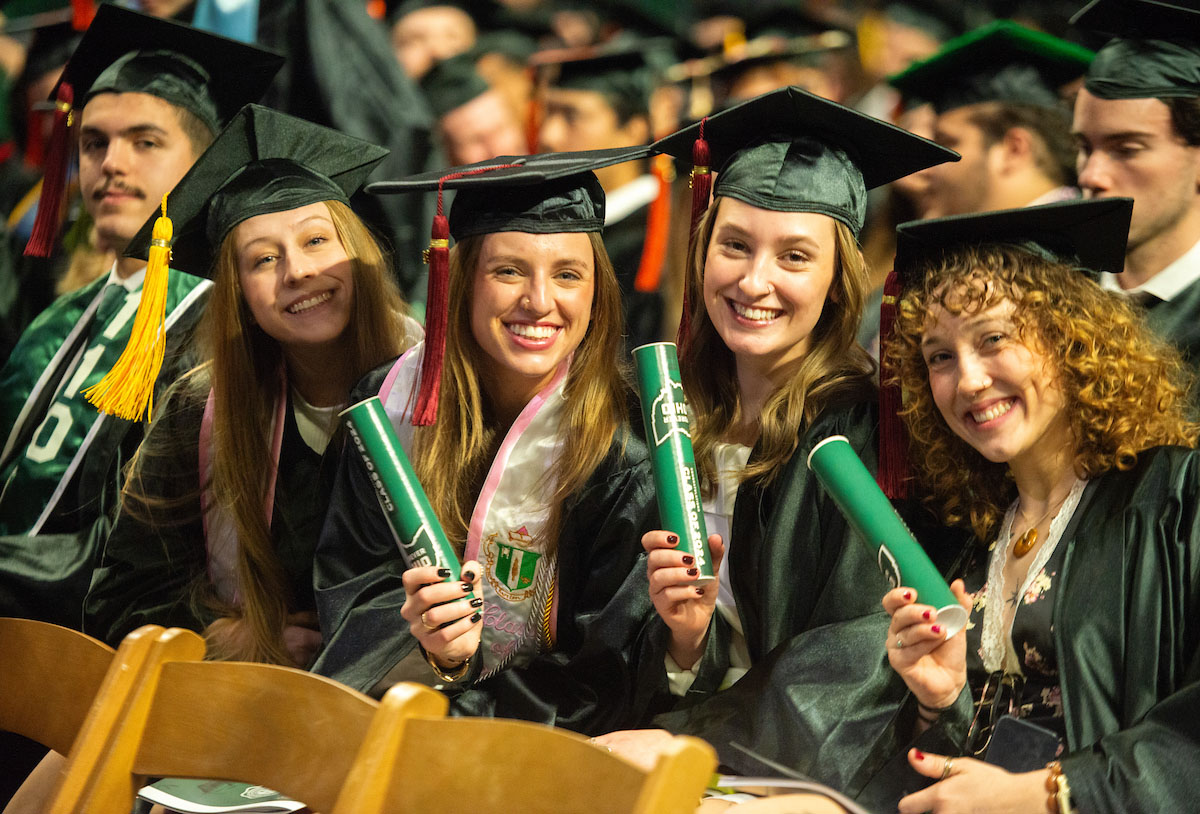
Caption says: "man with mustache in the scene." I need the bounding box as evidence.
[0,5,280,611]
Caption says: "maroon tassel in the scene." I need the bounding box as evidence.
[25,82,74,258]
[877,269,910,499]
[71,0,96,29]
[677,117,711,355]
[413,210,450,427]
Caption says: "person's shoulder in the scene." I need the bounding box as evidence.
[804,382,878,445]
[350,353,408,402]
[1088,445,1200,516]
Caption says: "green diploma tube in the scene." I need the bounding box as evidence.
[807,435,966,637]
[341,396,462,583]
[633,342,715,583]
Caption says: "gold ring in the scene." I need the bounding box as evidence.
[941,757,955,781]
[421,611,438,631]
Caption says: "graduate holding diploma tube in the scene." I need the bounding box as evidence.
[312,149,661,735]
[595,87,962,794]
[874,197,1200,813]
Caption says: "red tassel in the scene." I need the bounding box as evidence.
[413,211,450,427]
[24,109,45,169]
[412,163,522,426]
[877,269,910,499]
[25,82,74,258]
[677,117,711,355]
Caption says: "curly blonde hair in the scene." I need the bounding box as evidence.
[886,243,1198,541]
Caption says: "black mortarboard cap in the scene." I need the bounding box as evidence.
[57,4,284,133]
[367,145,651,239]
[651,86,959,236]
[893,197,1134,285]
[420,54,491,118]
[536,44,657,115]
[591,0,696,44]
[742,2,852,40]
[879,0,968,43]
[1072,0,1200,99]
[888,20,1094,113]
[125,104,390,277]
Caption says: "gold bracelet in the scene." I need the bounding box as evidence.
[423,647,471,682]
[1044,761,1072,814]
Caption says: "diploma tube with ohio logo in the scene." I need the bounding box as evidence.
[807,435,966,636]
[340,396,468,593]
[632,342,715,583]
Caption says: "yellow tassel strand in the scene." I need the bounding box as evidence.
[84,194,173,420]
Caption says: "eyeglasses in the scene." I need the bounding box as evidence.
[966,670,1024,757]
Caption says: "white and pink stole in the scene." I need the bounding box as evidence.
[379,341,565,678]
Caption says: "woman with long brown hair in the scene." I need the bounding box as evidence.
[596,87,958,789]
[83,106,415,666]
[312,150,659,735]
[879,199,1200,812]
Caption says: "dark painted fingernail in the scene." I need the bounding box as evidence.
[682,555,694,565]
[462,569,476,582]
[686,567,698,576]
[436,567,451,578]
[914,750,925,761]
[470,612,481,623]
[666,534,679,545]
[903,590,913,601]
[931,625,942,635]
[695,587,705,596]
[461,582,473,592]
[469,598,483,608]
[922,610,932,621]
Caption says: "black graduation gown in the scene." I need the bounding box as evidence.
[859,445,1200,812]
[1143,276,1200,384]
[82,377,333,646]
[311,363,659,736]
[604,202,663,350]
[638,396,922,793]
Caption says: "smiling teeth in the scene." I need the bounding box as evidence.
[731,301,781,321]
[287,291,331,314]
[507,323,558,339]
[972,400,1013,423]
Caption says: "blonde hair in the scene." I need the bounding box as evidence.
[412,230,628,554]
[886,244,1199,541]
[124,200,411,665]
[680,197,876,489]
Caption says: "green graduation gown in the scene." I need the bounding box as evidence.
[858,445,1200,812]
[311,361,659,736]
[0,270,209,628]
[82,373,334,646]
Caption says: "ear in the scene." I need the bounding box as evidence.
[995,126,1036,174]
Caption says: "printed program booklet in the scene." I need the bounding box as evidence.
[137,778,307,813]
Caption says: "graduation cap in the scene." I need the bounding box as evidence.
[86,105,388,422]
[652,85,959,238]
[877,0,967,43]
[367,145,650,425]
[887,20,1094,113]
[420,54,492,119]
[534,43,659,116]
[894,197,1134,283]
[1071,0,1200,99]
[877,197,1134,499]
[24,3,284,257]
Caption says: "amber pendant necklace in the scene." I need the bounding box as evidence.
[1012,493,1071,558]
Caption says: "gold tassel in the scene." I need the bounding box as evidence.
[84,194,173,421]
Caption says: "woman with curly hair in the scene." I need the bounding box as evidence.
[879,198,1200,813]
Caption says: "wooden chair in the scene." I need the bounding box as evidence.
[48,648,447,814]
[332,697,718,814]
[0,618,116,756]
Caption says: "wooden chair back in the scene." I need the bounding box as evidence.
[50,649,446,814]
[332,700,717,814]
[0,617,116,756]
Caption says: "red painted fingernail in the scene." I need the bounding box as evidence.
[695,587,705,596]
[914,750,925,760]
[666,534,679,545]
[931,625,942,634]
[686,567,699,576]
[903,590,913,601]
[922,610,932,621]
[682,555,695,565]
